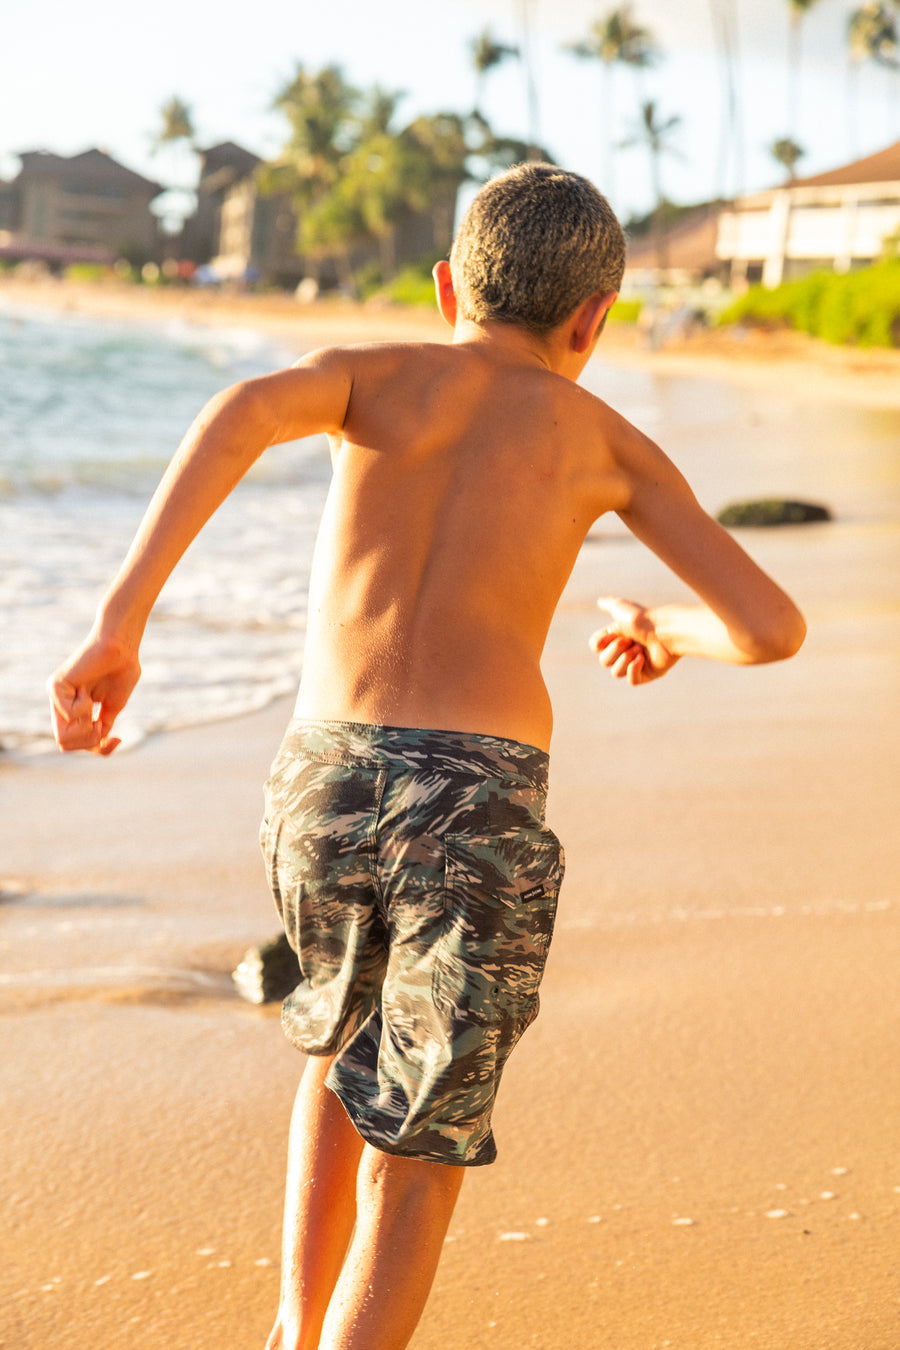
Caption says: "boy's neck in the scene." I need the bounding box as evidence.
[451,316,587,381]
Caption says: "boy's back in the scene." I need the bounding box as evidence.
[297,336,629,749]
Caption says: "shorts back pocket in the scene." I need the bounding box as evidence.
[432,830,564,1027]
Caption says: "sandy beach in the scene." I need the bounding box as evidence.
[3,280,900,1349]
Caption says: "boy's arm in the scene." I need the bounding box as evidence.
[47,351,352,754]
[592,422,806,686]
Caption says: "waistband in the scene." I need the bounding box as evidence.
[281,719,550,792]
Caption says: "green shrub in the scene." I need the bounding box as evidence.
[355,257,439,308]
[64,263,110,283]
[387,267,437,306]
[608,298,643,324]
[353,261,384,299]
[788,272,830,334]
[113,259,138,283]
[719,261,900,347]
[816,275,857,345]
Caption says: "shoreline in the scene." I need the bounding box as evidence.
[4,274,900,409]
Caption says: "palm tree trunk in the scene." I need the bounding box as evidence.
[787,15,803,142]
[516,0,541,158]
[846,54,860,160]
[710,0,743,199]
[603,63,616,201]
[379,224,397,281]
[336,249,356,297]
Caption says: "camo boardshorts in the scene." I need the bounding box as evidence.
[259,719,564,1167]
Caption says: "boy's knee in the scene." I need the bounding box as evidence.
[359,1145,463,1206]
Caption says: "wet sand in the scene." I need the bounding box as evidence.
[3,287,900,1348]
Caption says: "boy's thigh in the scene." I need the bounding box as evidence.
[335,786,565,1165]
[261,743,388,1055]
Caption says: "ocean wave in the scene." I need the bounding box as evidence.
[2,300,330,755]
[0,438,330,496]
[0,302,307,492]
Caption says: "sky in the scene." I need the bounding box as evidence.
[3,0,899,224]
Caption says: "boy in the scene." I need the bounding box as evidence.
[48,164,805,1350]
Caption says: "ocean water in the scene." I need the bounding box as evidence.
[0,300,330,754]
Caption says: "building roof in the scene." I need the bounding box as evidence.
[735,139,900,205]
[15,148,162,195]
[791,138,900,189]
[199,141,261,179]
[625,202,726,275]
[197,142,262,197]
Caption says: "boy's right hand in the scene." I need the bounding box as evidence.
[47,631,141,755]
[589,597,680,686]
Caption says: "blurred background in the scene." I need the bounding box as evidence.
[1,0,899,315]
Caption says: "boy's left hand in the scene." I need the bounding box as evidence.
[589,596,679,686]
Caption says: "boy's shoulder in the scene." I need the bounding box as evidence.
[312,337,605,400]
[307,338,451,373]
[299,337,645,457]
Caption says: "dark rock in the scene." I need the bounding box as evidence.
[716,498,833,527]
[232,932,300,1004]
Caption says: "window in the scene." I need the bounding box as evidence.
[62,179,125,200]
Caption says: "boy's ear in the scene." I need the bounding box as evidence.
[571,290,618,353]
[433,260,458,328]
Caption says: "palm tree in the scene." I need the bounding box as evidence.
[623,101,682,216]
[515,0,542,159]
[786,0,823,142]
[153,96,195,151]
[708,0,743,199]
[847,3,899,150]
[470,28,519,118]
[770,135,806,181]
[622,100,682,273]
[265,68,475,289]
[269,64,359,202]
[261,65,362,286]
[342,87,408,277]
[848,0,899,64]
[565,5,660,200]
[620,99,681,347]
[357,86,404,139]
[151,96,198,234]
[401,112,471,254]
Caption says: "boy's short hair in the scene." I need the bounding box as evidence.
[450,163,626,336]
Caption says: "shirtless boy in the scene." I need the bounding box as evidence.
[48,163,806,1350]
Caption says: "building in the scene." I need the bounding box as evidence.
[623,202,729,290]
[0,148,163,267]
[716,139,900,288]
[173,141,271,267]
[208,150,301,286]
[207,146,451,291]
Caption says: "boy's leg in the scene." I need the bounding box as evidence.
[267,1053,464,1350]
[266,1054,365,1350]
[318,1145,464,1350]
